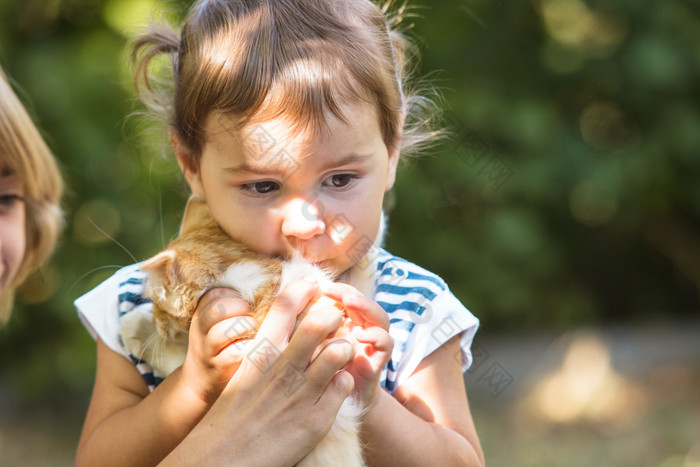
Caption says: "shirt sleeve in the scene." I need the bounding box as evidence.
[74,270,132,361]
[392,289,479,391]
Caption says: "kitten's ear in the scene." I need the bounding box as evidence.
[140,250,177,285]
[180,195,212,235]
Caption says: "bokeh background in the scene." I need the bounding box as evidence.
[1,0,698,465]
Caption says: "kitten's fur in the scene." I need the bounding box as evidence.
[119,196,369,467]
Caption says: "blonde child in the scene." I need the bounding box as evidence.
[0,65,63,321]
[75,0,484,465]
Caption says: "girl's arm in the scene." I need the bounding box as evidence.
[360,335,485,466]
[75,339,211,466]
[324,282,484,464]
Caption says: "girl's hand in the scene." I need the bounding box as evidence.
[321,282,393,409]
[179,288,254,405]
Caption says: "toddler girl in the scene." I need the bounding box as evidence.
[75,0,483,465]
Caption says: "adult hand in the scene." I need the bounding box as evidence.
[160,279,355,467]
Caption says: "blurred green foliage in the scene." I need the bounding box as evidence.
[0,0,698,410]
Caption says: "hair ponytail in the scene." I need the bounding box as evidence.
[382,2,445,159]
[131,25,181,121]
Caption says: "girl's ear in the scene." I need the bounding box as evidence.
[384,144,400,191]
[169,128,205,198]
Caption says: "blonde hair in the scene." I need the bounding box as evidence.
[0,66,64,322]
[133,0,440,162]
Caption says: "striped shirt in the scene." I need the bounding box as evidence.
[75,248,478,393]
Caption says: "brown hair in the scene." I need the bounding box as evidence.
[0,67,64,322]
[133,0,440,162]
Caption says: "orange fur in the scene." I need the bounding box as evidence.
[140,196,285,342]
[129,196,365,467]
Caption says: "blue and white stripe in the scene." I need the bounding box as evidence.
[373,250,452,392]
[116,270,164,391]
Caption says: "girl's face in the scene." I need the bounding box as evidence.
[0,166,26,293]
[176,101,399,278]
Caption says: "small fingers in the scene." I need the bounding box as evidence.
[351,326,394,353]
[350,327,394,378]
[194,288,251,333]
[215,333,253,369]
[322,283,389,331]
[206,315,257,354]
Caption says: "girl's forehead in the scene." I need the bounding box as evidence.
[205,100,380,145]
[0,170,23,190]
[203,114,325,164]
[0,155,27,189]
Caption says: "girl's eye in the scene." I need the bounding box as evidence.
[242,181,280,195]
[324,174,356,189]
[0,194,25,211]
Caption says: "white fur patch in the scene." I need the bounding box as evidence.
[216,261,272,303]
[119,307,187,377]
[149,284,167,302]
[297,396,365,466]
[280,259,333,291]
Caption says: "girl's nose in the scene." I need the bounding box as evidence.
[281,198,326,240]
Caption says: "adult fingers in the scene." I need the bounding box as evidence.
[315,370,354,414]
[282,305,347,369]
[303,339,355,391]
[255,279,319,348]
[216,280,321,388]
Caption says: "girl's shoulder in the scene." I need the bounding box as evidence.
[374,249,449,298]
[373,249,479,393]
[75,263,162,390]
[75,262,150,313]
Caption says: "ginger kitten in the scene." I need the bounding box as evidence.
[119,196,366,467]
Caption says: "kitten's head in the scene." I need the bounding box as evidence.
[141,250,200,343]
[140,195,218,342]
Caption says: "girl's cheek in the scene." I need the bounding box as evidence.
[243,218,283,255]
[12,210,27,266]
[0,212,26,288]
